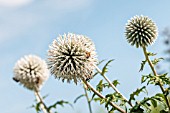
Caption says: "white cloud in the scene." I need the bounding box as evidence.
[39,0,93,12]
[0,0,93,44]
[55,0,92,10]
[0,0,33,7]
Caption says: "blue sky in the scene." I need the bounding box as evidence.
[0,0,170,113]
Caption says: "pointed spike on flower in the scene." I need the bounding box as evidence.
[13,55,49,91]
[125,15,158,48]
[47,33,98,84]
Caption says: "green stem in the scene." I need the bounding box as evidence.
[83,84,93,113]
[93,64,133,107]
[142,46,170,110]
[34,88,51,113]
[83,80,126,113]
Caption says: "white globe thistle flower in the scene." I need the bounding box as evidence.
[47,33,98,84]
[13,55,49,91]
[125,15,158,48]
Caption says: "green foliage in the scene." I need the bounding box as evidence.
[93,60,106,77]
[32,98,71,113]
[96,80,105,93]
[97,59,106,65]
[147,52,157,56]
[31,102,44,113]
[139,60,147,72]
[95,80,120,93]
[151,58,164,66]
[74,94,85,103]
[158,73,170,85]
[141,74,159,85]
[141,73,170,88]
[93,92,126,112]
[130,93,167,113]
[129,86,147,104]
[112,80,120,87]
[130,97,151,113]
[31,102,41,113]
[101,59,114,75]
[91,77,127,112]
[47,100,72,112]
[140,53,163,72]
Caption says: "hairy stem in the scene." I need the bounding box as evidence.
[83,80,126,113]
[83,84,93,113]
[93,64,133,107]
[142,46,170,110]
[34,89,51,113]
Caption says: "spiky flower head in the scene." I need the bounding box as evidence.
[125,15,158,48]
[47,33,98,84]
[13,55,49,91]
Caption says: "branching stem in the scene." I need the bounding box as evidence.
[83,84,93,113]
[83,80,126,113]
[142,46,170,110]
[34,89,51,113]
[93,64,133,107]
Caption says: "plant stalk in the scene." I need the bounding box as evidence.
[83,80,126,113]
[34,89,51,113]
[142,46,170,110]
[83,84,93,113]
[93,64,133,107]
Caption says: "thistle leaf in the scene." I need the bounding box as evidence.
[129,86,147,103]
[139,60,147,72]
[151,58,164,66]
[101,59,114,75]
[147,52,157,56]
[48,100,72,111]
[74,94,85,103]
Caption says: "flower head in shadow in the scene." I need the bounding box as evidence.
[125,15,158,48]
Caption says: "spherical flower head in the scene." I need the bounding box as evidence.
[13,55,49,91]
[125,15,158,48]
[47,33,98,84]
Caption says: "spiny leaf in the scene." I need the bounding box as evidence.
[101,59,114,75]
[93,71,99,77]
[96,80,104,92]
[139,60,147,72]
[147,52,157,56]
[48,100,72,111]
[150,98,157,108]
[93,97,101,102]
[42,94,49,99]
[74,94,85,103]
[130,97,150,113]
[112,80,120,87]
[155,93,165,101]
[97,59,106,65]
[93,60,106,77]
[141,74,158,85]
[108,108,115,113]
[141,75,147,84]
[35,102,41,113]
[151,58,164,66]
[105,93,126,107]
[92,93,96,100]
[129,86,147,103]
[158,73,170,85]
[100,98,106,104]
